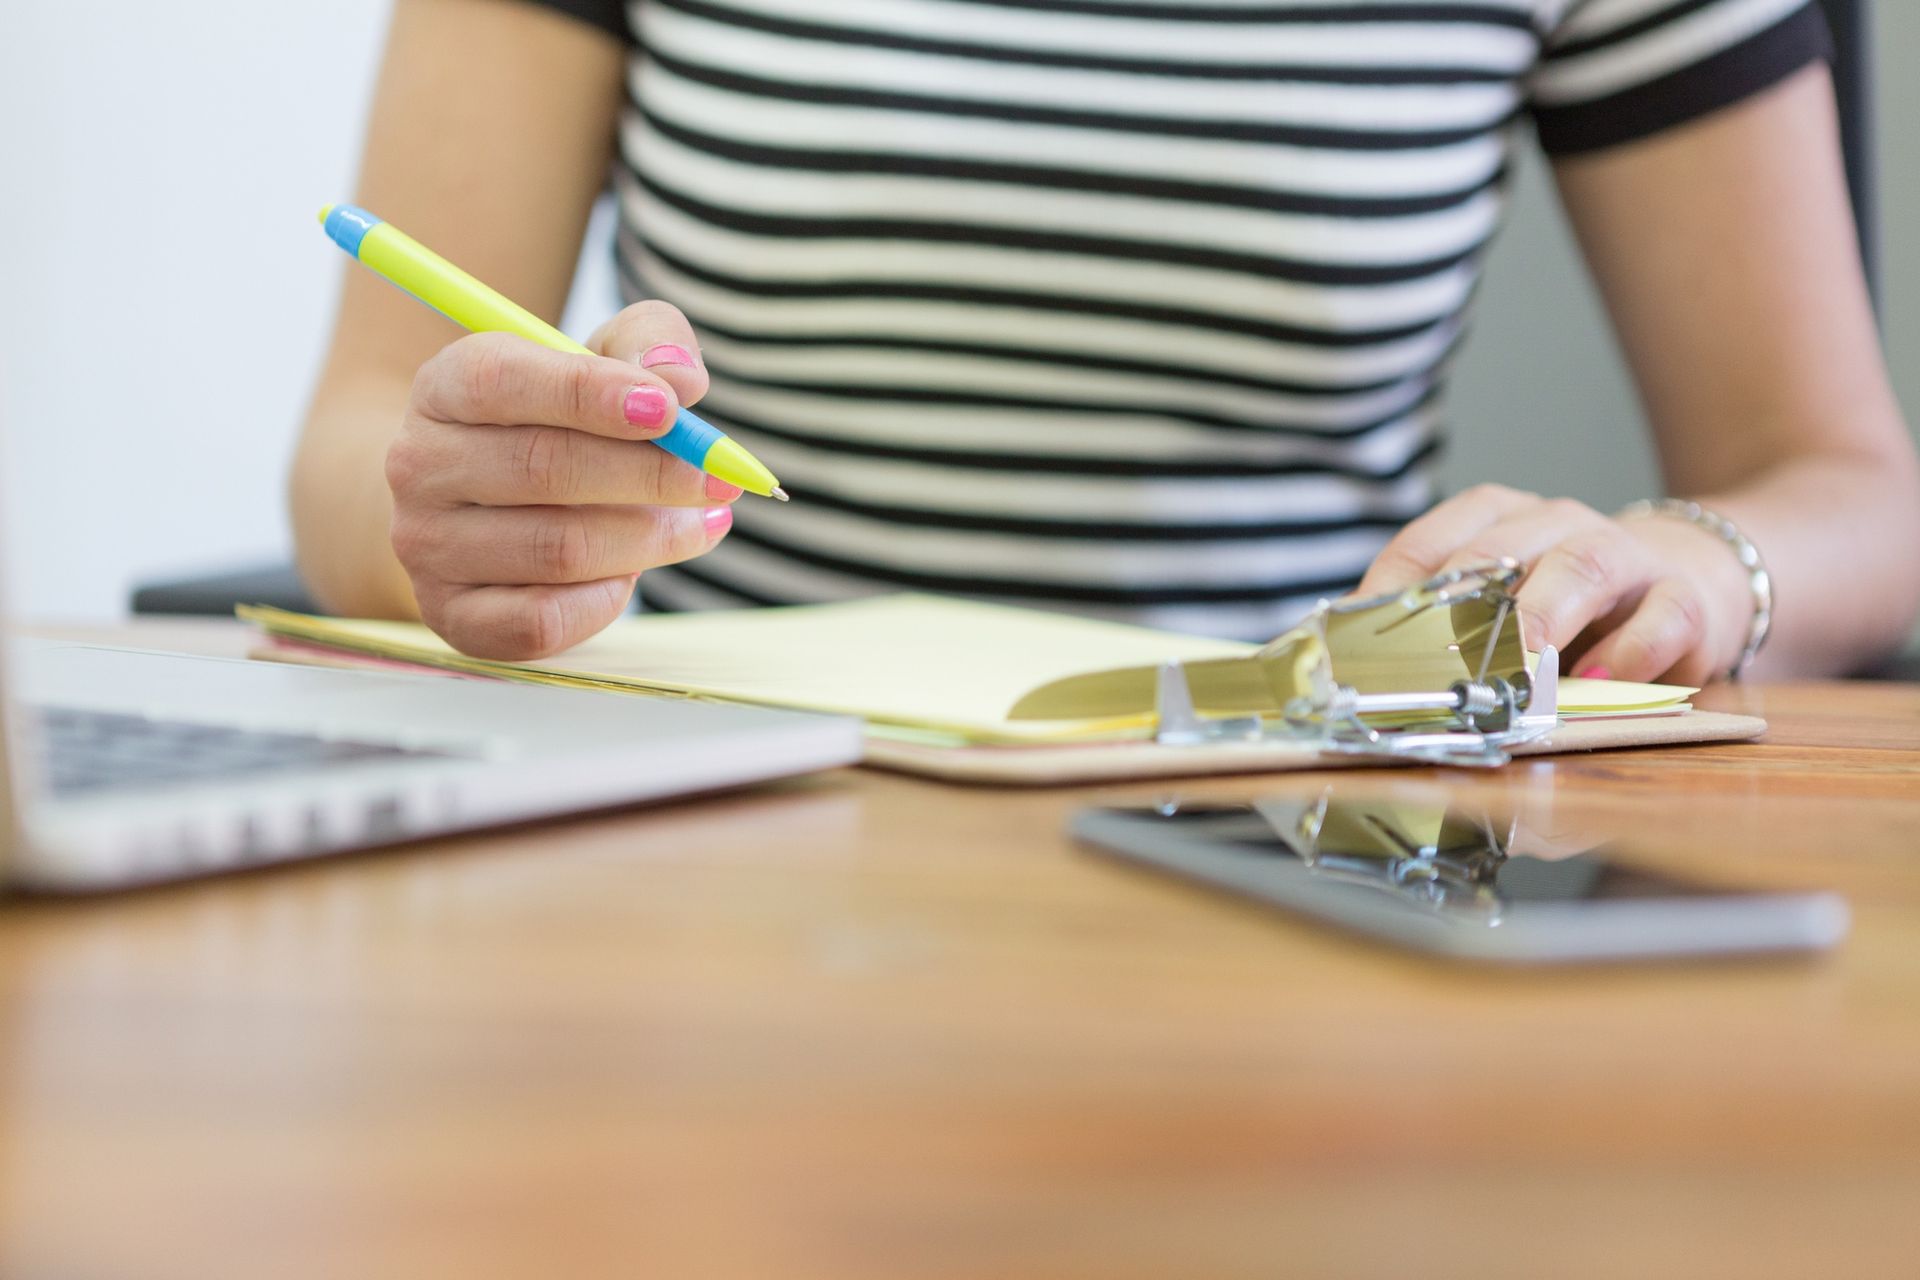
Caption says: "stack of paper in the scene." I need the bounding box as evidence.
[242,594,1694,747]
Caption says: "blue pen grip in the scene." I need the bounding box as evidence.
[656,408,723,471]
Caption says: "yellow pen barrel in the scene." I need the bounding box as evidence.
[355,222,590,356]
[321,202,785,498]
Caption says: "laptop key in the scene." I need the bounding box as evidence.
[33,706,454,797]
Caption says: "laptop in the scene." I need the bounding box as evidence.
[0,605,863,893]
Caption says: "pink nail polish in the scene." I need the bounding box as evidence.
[641,343,697,369]
[1575,665,1611,680]
[623,385,669,430]
[703,506,734,539]
[704,475,744,502]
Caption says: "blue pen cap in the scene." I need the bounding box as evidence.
[322,205,382,258]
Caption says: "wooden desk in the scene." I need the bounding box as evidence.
[2,623,1917,1279]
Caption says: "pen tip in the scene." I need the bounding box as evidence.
[770,486,790,503]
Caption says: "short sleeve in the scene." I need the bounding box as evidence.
[1530,0,1833,154]
[516,0,633,44]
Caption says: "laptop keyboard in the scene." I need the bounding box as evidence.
[37,706,448,797]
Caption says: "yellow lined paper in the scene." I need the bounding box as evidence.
[241,594,1692,744]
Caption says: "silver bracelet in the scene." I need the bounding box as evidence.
[1617,498,1773,680]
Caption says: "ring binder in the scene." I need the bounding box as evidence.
[1057,561,1564,767]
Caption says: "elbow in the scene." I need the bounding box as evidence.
[1843,438,1920,673]
[1884,448,1920,644]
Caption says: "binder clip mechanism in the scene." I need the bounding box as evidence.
[1152,561,1560,767]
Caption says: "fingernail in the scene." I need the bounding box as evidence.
[641,343,697,369]
[623,385,670,430]
[704,475,744,502]
[1575,665,1611,680]
[703,506,734,539]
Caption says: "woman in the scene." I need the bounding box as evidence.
[293,0,1920,682]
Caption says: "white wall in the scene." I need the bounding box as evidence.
[0,1,390,618]
[1,2,1914,622]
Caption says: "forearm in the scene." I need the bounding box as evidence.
[1547,66,1919,678]
[290,373,420,620]
[1696,446,1920,679]
[289,0,625,621]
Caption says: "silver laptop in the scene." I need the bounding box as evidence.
[0,607,862,893]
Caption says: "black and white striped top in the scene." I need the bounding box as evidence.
[527,0,1830,639]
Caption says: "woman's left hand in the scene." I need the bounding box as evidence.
[1353,485,1755,685]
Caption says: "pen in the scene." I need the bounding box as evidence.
[318,203,786,501]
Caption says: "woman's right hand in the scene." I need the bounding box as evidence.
[384,325,735,660]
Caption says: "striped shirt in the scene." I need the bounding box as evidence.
[527,0,1830,639]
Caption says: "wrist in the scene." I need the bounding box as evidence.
[291,438,419,621]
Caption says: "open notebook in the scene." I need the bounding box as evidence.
[241,594,1698,750]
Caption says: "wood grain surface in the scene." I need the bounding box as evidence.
[1,623,1917,1280]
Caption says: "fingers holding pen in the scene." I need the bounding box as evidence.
[418,578,641,663]
[393,503,733,587]
[389,323,740,662]
[338,206,774,660]
[589,300,711,411]
[411,332,682,441]
[388,421,732,508]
